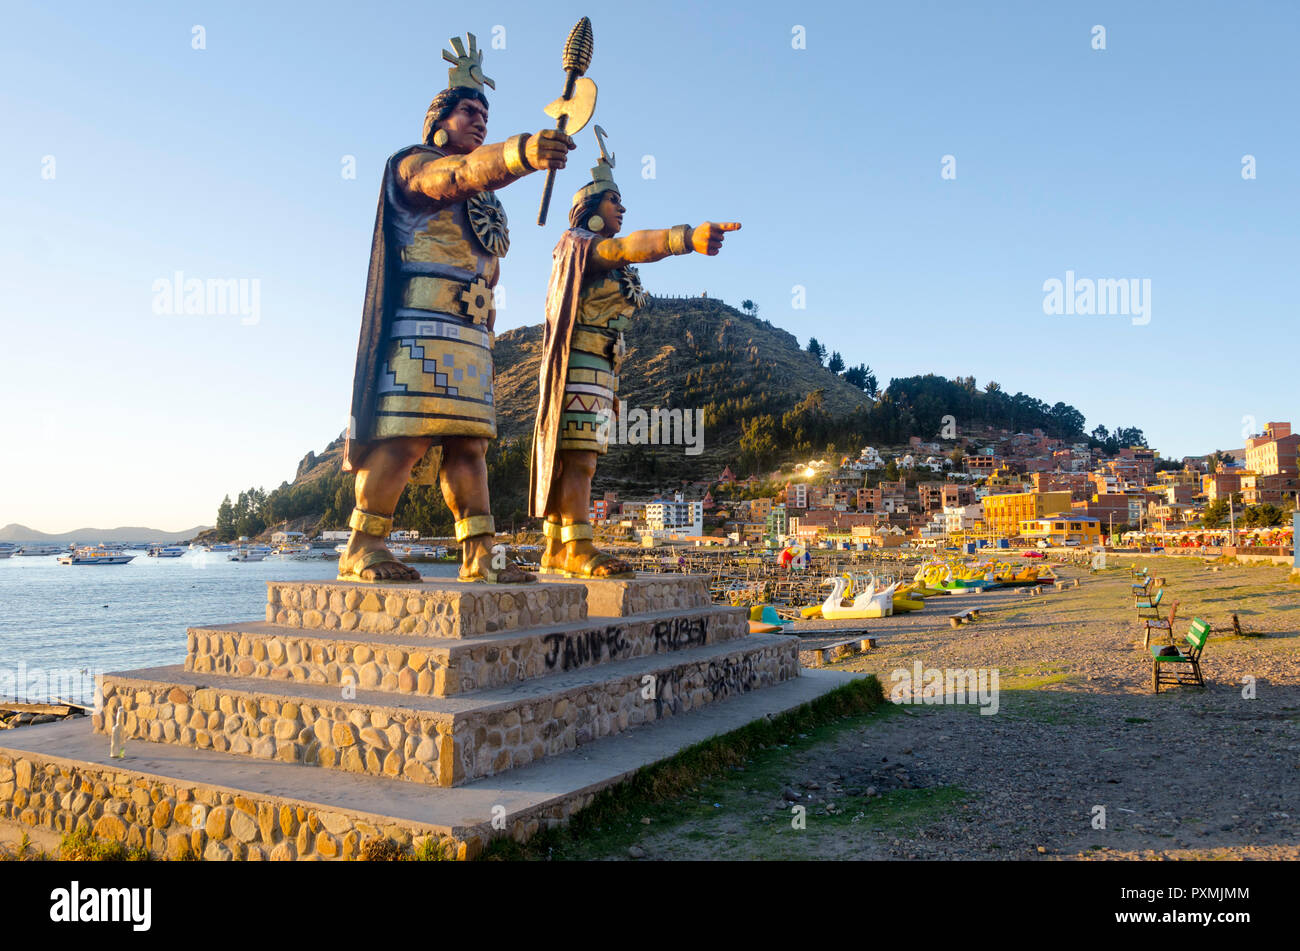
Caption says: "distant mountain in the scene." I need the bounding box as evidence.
[0,523,210,544]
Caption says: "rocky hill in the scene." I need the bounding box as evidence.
[493,296,875,491]
[205,295,1101,537]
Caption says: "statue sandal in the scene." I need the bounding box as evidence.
[556,522,635,580]
[337,509,421,583]
[455,515,537,584]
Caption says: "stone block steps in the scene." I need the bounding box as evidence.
[1,670,860,860]
[185,604,747,697]
[1,573,830,858]
[95,632,800,788]
[536,574,712,617]
[265,578,588,636]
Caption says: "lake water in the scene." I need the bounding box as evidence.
[0,551,458,706]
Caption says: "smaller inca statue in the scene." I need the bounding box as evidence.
[339,33,576,584]
[528,128,741,577]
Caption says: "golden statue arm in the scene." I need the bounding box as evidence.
[397,137,535,205]
[589,221,741,271]
[588,228,678,270]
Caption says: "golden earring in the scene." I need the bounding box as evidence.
[432,129,449,147]
[587,215,604,231]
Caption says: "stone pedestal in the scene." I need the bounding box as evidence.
[0,575,856,860]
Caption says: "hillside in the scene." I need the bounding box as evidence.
[205,295,1100,539]
[0,523,210,544]
[493,296,877,492]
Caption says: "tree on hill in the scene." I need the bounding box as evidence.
[739,414,779,473]
[827,351,845,374]
[741,299,757,316]
[215,495,236,539]
[882,374,1087,441]
[842,363,878,398]
[805,337,826,365]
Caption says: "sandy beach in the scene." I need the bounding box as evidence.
[552,556,1300,861]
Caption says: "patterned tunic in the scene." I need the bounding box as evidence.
[371,145,508,453]
[559,264,646,453]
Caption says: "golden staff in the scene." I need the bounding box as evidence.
[537,17,598,225]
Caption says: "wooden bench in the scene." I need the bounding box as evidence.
[1152,618,1210,692]
[949,610,980,628]
[1142,600,1180,649]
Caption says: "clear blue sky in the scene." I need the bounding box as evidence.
[3,1,1297,532]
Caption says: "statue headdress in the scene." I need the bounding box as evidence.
[442,33,495,92]
[571,125,619,209]
[424,33,495,145]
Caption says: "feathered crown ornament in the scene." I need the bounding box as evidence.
[572,125,619,209]
[442,33,495,91]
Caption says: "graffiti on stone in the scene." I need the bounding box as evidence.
[542,625,629,672]
[651,616,709,652]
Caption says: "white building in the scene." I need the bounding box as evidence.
[943,503,984,534]
[645,493,704,536]
[858,446,884,470]
[919,513,947,539]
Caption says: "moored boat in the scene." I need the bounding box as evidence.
[58,546,136,565]
[229,546,273,562]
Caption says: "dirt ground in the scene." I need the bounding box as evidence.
[560,557,1300,861]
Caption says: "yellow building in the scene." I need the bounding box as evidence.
[1020,515,1102,546]
[980,491,1073,538]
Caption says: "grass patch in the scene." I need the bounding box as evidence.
[481,676,886,861]
[1003,672,1075,691]
[827,786,969,832]
[995,689,1101,726]
[0,832,52,862]
[59,828,151,862]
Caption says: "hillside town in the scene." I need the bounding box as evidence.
[582,420,1299,554]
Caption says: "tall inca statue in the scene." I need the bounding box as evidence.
[528,127,741,577]
[340,33,575,583]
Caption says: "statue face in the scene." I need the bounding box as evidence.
[438,98,488,153]
[596,191,624,236]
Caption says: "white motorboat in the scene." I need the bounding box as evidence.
[16,544,63,556]
[148,546,186,558]
[58,546,136,565]
[229,546,273,562]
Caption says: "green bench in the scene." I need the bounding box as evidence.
[1151,618,1209,693]
[1135,587,1165,619]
